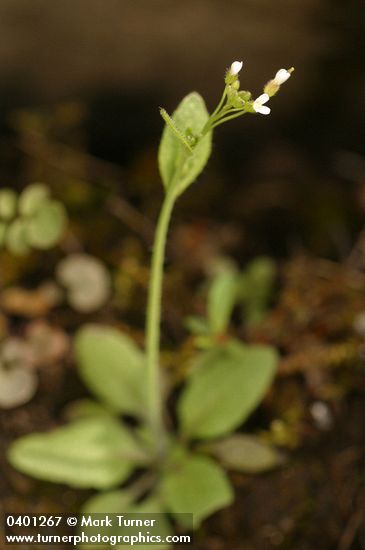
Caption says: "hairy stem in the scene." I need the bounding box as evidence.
[145,188,177,453]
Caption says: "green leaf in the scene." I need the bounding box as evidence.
[239,257,276,326]
[8,416,144,489]
[201,434,283,473]
[0,188,17,220]
[184,315,210,335]
[0,221,7,246]
[81,492,173,550]
[6,219,30,255]
[178,340,278,439]
[129,497,173,550]
[74,325,146,417]
[26,200,67,249]
[158,92,212,196]
[18,183,50,216]
[82,490,134,514]
[208,268,238,334]
[63,398,115,421]
[161,452,233,527]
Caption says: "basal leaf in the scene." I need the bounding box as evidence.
[74,325,146,417]
[8,416,144,489]
[158,92,212,196]
[207,267,238,334]
[201,434,283,473]
[178,340,278,439]
[161,452,233,527]
[81,492,173,550]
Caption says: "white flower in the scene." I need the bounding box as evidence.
[230,61,243,76]
[273,68,291,85]
[253,93,271,115]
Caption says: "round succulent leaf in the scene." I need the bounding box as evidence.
[7,416,142,489]
[161,452,233,527]
[18,183,50,216]
[74,324,146,417]
[56,254,111,313]
[201,434,284,473]
[0,188,17,220]
[0,364,37,409]
[178,340,278,439]
[26,200,67,249]
[6,218,30,255]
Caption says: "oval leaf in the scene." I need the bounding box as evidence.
[202,434,283,473]
[178,341,278,439]
[208,268,238,334]
[26,200,67,249]
[18,183,50,216]
[158,92,212,196]
[81,492,172,550]
[8,416,142,489]
[0,188,17,221]
[74,325,146,417]
[161,452,233,527]
[6,219,30,255]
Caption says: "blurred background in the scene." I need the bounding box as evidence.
[1,1,365,549]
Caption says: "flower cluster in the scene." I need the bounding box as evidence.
[201,61,294,135]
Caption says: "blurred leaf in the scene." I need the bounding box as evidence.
[8,416,144,489]
[201,434,283,473]
[57,254,111,313]
[207,268,238,334]
[26,200,67,249]
[129,496,173,550]
[6,219,30,255]
[178,340,277,439]
[0,188,17,221]
[239,257,276,326]
[63,398,114,421]
[161,452,233,527]
[82,489,134,514]
[0,364,37,409]
[81,492,172,550]
[18,183,50,216]
[158,92,212,197]
[184,315,210,335]
[0,221,7,245]
[80,490,133,550]
[74,325,146,417]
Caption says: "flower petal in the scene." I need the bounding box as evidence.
[274,69,291,85]
[230,61,243,76]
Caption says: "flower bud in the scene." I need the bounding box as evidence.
[230,61,243,76]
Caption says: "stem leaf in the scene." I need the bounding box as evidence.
[158,92,212,196]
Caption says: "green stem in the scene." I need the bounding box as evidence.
[145,188,177,452]
[209,109,248,130]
